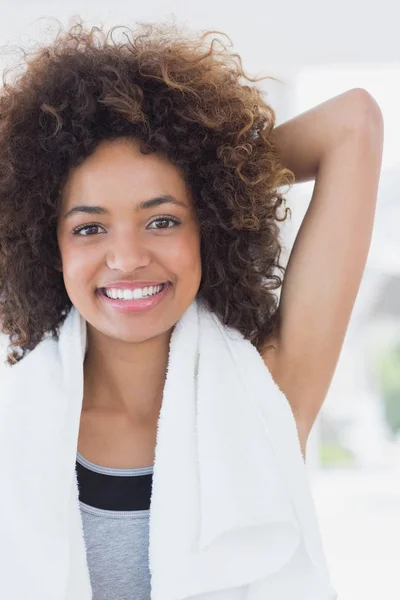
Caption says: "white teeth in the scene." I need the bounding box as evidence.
[103,284,164,300]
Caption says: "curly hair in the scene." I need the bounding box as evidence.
[0,19,293,365]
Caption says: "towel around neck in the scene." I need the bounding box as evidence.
[0,298,337,599]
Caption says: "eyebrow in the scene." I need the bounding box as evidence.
[62,194,188,219]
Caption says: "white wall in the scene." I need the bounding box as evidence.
[3,0,396,131]
[1,0,399,76]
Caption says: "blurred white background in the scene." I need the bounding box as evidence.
[1,1,399,598]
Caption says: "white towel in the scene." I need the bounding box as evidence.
[0,298,337,600]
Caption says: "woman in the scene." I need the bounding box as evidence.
[0,20,383,600]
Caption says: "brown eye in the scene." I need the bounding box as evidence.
[72,224,105,236]
[147,216,180,229]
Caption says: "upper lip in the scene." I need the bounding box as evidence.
[100,281,169,290]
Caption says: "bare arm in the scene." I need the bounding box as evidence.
[262,88,384,451]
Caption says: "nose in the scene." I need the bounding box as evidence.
[106,232,152,272]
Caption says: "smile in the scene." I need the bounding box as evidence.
[98,282,171,313]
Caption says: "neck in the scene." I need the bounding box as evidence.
[82,325,172,423]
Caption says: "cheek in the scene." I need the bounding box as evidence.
[168,231,201,274]
[60,244,100,290]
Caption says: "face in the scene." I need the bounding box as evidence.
[56,137,202,346]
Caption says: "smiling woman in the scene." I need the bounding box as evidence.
[0,21,290,369]
[0,16,383,600]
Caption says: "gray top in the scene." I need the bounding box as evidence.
[77,452,153,600]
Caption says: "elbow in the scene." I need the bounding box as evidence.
[344,88,384,140]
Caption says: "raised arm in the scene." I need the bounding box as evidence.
[262,88,384,452]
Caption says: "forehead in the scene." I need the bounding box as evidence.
[61,138,191,206]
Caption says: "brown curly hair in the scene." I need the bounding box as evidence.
[0,19,293,365]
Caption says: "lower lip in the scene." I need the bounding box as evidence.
[98,283,171,313]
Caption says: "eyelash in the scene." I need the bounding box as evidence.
[72,215,181,236]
